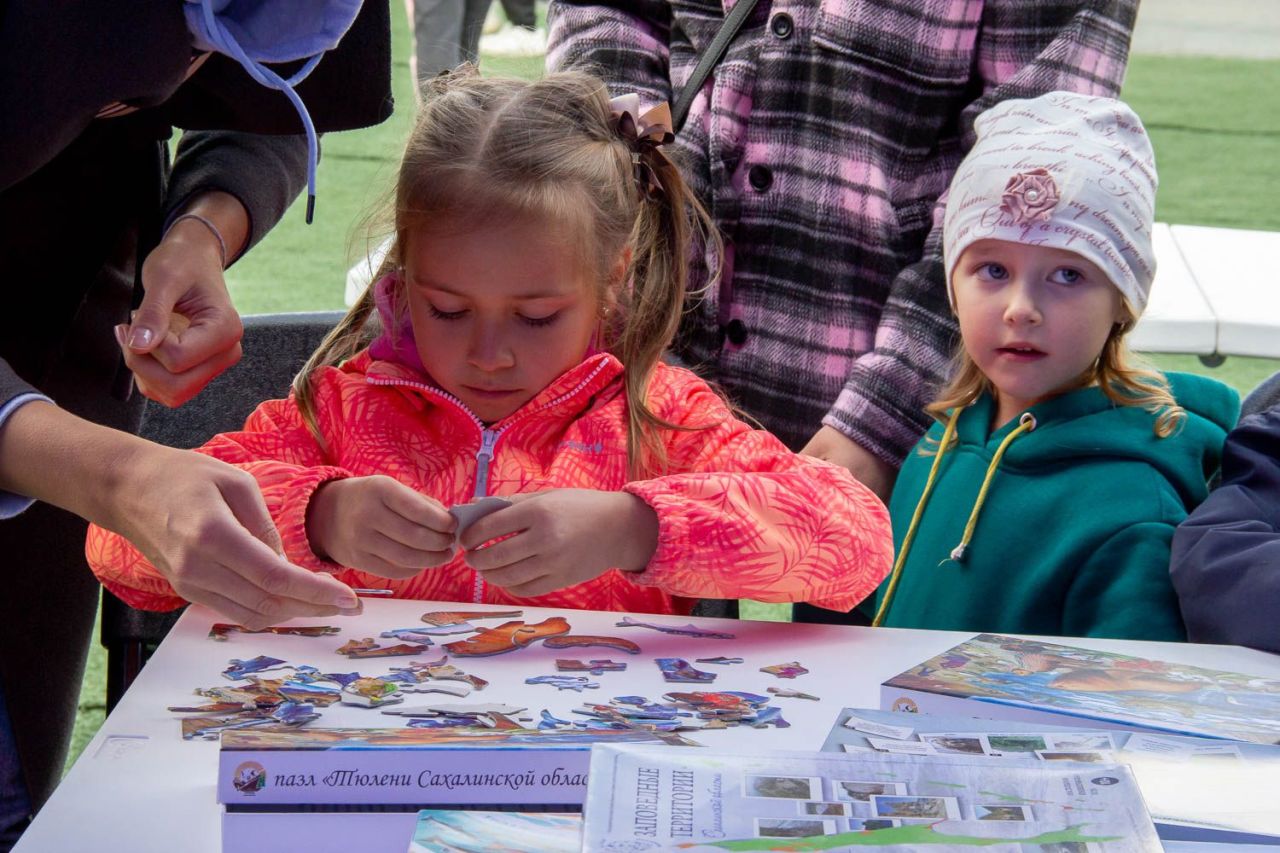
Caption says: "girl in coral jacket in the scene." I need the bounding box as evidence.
[867,92,1238,641]
[86,70,893,619]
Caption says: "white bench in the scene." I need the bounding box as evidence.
[1136,223,1280,364]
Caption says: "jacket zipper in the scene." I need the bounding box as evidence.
[366,356,615,602]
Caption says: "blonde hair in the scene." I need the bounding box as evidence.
[927,311,1185,443]
[294,68,720,477]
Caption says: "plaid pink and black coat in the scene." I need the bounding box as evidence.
[548,0,1138,459]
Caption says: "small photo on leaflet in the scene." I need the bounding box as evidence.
[870,795,961,821]
[754,817,836,839]
[797,801,851,817]
[984,734,1048,754]
[1044,733,1115,752]
[974,803,1032,821]
[847,818,901,831]
[743,774,822,800]
[919,733,988,755]
[835,780,908,802]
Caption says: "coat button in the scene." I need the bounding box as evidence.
[770,13,794,39]
[725,319,748,345]
[748,164,772,191]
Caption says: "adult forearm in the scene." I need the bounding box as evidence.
[167,190,250,268]
[0,400,151,528]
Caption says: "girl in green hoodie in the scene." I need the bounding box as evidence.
[871,92,1238,641]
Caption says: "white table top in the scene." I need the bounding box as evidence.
[17,599,1280,852]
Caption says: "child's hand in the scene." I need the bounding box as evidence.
[307,476,456,578]
[459,489,659,597]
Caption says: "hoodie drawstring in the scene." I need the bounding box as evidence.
[198,0,323,223]
[872,410,1036,627]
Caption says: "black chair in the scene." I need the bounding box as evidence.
[102,311,343,710]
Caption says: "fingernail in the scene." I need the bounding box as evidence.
[128,327,154,349]
[113,325,128,347]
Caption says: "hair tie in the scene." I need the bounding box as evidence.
[608,93,674,200]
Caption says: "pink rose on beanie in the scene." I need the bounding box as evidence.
[1001,168,1060,225]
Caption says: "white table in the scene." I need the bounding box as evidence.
[16,599,1280,852]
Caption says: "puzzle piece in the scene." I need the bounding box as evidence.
[340,677,403,708]
[420,609,523,627]
[556,659,627,675]
[390,656,489,690]
[395,681,471,697]
[337,638,431,658]
[448,496,513,543]
[616,615,735,639]
[222,656,289,681]
[655,658,716,683]
[694,656,744,665]
[208,624,340,641]
[443,617,570,656]
[538,709,573,730]
[760,661,809,679]
[381,702,527,717]
[767,686,820,700]
[526,675,600,692]
[542,635,641,655]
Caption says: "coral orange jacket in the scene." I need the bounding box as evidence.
[86,351,892,615]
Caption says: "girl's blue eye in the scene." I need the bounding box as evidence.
[428,305,467,321]
[1051,267,1084,285]
[521,312,560,328]
[978,262,1008,280]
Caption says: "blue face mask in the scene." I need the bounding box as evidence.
[184,0,364,223]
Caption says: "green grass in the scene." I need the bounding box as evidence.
[66,19,1280,774]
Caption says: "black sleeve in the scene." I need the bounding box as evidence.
[163,130,309,258]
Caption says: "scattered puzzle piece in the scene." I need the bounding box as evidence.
[542,635,641,655]
[760,660,809,679]
[616,615,735,639]
[443,617,570,656]
[340,678,403,708]
[767,686,820,700]
[209,624,340,641]
[222,656,289,681]
[655,658,716,683]
[556,659,627,675]
[420,609,523,627]
[694,656,744,665]
[337,638,430,658]
[526,675,600,692]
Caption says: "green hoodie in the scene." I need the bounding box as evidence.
[873,372,1239,641]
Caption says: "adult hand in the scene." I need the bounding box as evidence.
[801,425,896,502]
[307,476,457,578]
[110,444,364,630]
[115,192,250,408]
[460,489,658,597]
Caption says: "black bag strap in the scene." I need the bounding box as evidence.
[671,0,762,133]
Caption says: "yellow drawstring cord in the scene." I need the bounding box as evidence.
[872,410,1036,627]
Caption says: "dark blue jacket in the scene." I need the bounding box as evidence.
[1171,407,1280,653]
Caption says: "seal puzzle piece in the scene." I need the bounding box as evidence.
[209,624,340,641]
[616,615,735,639]
[443,617,571,656]
[222,656,289,681]
[655,658,716,683]
[337,638,430,658]
[420,609,523,627]
[768,686,820,700]
[760,661,809,679]
[694,656,744,665]
[556,659,627,675]
[542,635,641,655]
[526,675,600,692]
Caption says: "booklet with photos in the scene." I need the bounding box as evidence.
[881,633,1280,745]
[825,707,1280,845]
[583,742,1161,851]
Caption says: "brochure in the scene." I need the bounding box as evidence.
[583,742,1162,851]
[881,633,1280,744]
[824,707,1280,845]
